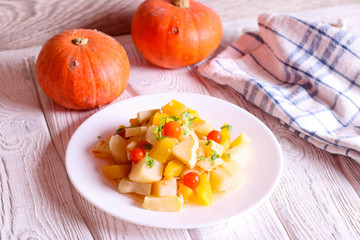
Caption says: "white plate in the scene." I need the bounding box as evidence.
[65,93,283,229]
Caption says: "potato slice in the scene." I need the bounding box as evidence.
[210,161,245,192]
[137,109,159,125]
[223,144,250,166]
[109,134,128,163]
[192,120,213,139]
[118,178,152,195]
[145,125,157,145]
[125,126,148,138]
[92,138,113,161]
[152,178,177,196]
[142,195,183,212]
[128,157,163,183]
[197,155,224,171]
[172,134,199,168]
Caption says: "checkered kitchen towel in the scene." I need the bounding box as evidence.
[198,13,360,163]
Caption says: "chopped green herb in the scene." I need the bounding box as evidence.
[168,116,180,122]
[187,116,197,130]
[226,153,231,159]
[221,124,233,131]
[205,140,211,146]
[153,117,164,141]
[182,127,189,135]
[153,126,161,140]
[210,150,220,162]
[181,110,197,130]
[181,111,191,121]
[198,155,206,161]
[145,152,154,168]
[143,144,153,150]
[115,127,125,135]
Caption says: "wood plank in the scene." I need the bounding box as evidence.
[0,0,359,51]
[4,3,360,239]
[0,52,93,239]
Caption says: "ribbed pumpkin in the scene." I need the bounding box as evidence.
[131,0,222,69]
[36,29,130,110]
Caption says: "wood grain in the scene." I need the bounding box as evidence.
[0,0,358,51]
[0,52,93,239]
[1,1,360,239]
[26,37,289,239]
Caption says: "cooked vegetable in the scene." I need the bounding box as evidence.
[102,165,131,179]
[142,195,183,212]
[183,172,200,189]
[163,121,181,138]
[207,130,222,144]
[172,134,199,168]
[118,178,152,195]
[128,156,163,183]
[92,99,252,212]
[109,134,128,164]
[152,178,177,196]
[130,148,145,163]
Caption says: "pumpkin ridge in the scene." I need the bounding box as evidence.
[84,47,97,108]
[53,44,74,108]
[184,9,200,63]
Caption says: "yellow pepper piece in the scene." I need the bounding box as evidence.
[164,159,185,179]
[178,183,193,201]
[230,132,252,148]
[149,138,178,163]
[221,138,231,155]
[161,100,187,117]
[220,123,231,144]
[102,164,131,179]
[186,108,202,123]
[192,172,212,206]
[152,112,169,126]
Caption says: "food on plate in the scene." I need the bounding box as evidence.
[36,29,130,110]
[92,99,251,211]
[131,0,222,69]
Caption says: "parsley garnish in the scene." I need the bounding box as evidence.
[210,150,220,162]
[226,153,231,159]
[143,144,153,150]
[181,111,191,121]
[115,127,125,135]
[168,116,180,122]
[181,110,197,130]
[153,118,164,141]
[221,124,233,131]
[205,140,211,146]
[153,126,161,140]
[145,152,154,168]
[198,155,206,161]
[187,116,196,130]
[182,127,189,135]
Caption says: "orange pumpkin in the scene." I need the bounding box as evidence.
[131,0,222,69]
[36,29,130,110]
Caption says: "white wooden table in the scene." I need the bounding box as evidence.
[1,3,360,240]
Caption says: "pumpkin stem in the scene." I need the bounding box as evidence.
[171,0,189,8]
[72,38,89,46]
